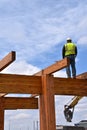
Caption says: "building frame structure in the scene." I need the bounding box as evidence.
[0,51,87,130]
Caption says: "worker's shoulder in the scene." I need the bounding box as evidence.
[72,42,77,46]
[74,43,77,47]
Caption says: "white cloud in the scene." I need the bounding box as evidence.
[77,36,87,46]
[54,70,67,77]
[12,113,29,120]
[0,21,28,43]
[1,60,40,75]
[0,0,87,64]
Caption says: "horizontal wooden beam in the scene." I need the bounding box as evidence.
[31,72,87,97]
[72,72,87,99]
[0,97,38,109]
[0,73,87,96]
[34,57,69,75]
[0,51,16,71]
[0,74,42,94]
[54,77,87,96]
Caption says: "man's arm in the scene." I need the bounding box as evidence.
[62,45,65,58]
[75,46,77,56]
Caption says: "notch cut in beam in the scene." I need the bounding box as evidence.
[0,97,38,109]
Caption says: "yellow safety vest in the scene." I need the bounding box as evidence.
[65,42,76,56]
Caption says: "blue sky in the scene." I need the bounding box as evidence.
[0,0,87,130]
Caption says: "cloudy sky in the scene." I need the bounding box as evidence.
[0,0,87,130]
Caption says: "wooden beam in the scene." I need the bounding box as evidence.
[34,70,43,76]
[0,51,16,71]
[1,97,38,109]
[31,58,69,97]
[72,72,87,99]
[0,94,6,97]
[0,98,4,130]
[44,57,69,74]
[34,57,69,75]
[76,72,87,79]
[31,72,87,98]
[0,51,16,97]
[40,75,56,130]
[0,74,42,94]
[1,73,87,95]
[54,77,87,96]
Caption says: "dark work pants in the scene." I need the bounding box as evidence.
[65,55,76,78]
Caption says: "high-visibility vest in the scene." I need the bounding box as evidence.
[65,42,76,56]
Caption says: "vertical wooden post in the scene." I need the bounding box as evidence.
[0,98,4,130]
[39,74,56,130]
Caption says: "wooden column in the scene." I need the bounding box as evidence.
[40,75,56,130]
[0,98,4,130]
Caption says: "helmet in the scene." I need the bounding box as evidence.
[67,37,71,41]
[66,38,72,42]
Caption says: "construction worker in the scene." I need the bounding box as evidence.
[62,38,77,78]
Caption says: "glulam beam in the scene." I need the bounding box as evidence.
[76,72,87,79]
[54,77,87,96]
[31,58,69,97]
[0,51,16,71]
[0,51,16,97]
[0,74,41,94]
[0,98,4,130]
[40,75,56,130]
[1,97,38,109]
[34,57,69,76]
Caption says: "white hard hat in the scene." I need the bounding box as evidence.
[67,37,71,41]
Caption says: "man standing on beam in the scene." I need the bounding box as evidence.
[62,38,77,79]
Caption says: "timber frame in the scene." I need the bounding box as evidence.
[0,51,87,130]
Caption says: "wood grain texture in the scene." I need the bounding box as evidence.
[34,57,69,75]
[0,51,16,71]
[1,97,38,109]
[54,77,87,96]
[40,75,56,130]
[0,51,16,97]
[0,98,4,130]
[0,74,42,94]
[31,58,69,97]
[76,72,87,79]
